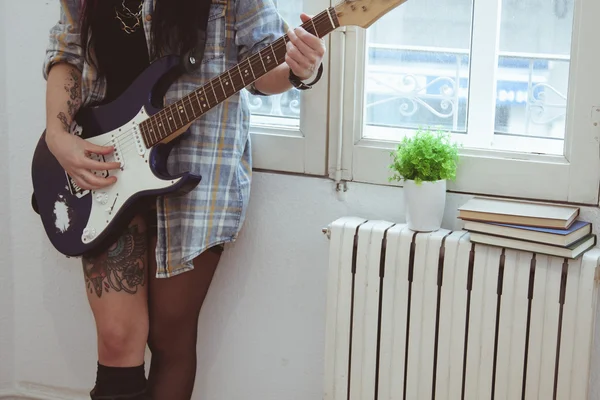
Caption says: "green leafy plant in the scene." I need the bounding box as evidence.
[389,127,460,184]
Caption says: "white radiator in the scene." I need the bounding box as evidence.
[323,217,600,400]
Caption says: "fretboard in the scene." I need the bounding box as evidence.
[139,7,340,147]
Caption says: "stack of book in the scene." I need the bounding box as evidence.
[458,197,596,259]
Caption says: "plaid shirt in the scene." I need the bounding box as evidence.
[43,0,289,277]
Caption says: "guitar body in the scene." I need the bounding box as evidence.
[31,55,201,257]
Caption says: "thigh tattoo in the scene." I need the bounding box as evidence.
[82,224,147,298]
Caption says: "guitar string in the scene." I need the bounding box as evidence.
[87,12,333,163]
[93,11,334,164]
[102,10,334,152]
[95,11,332,152]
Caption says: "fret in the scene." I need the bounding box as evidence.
[203,86,213,109]
[193,91,203,114]
[270,45,279,65]
[196,89,204,111]
[176,103,186,126]
[217,76,227,99]
[248,58,257,80]
[152,118,160,143]
[184,97,195,122]
[258,52,267,74]
[156,114,167,142]
[226,70,238,93]
[310,18,318,37]
[329,7,340,28]
[190,94,199,117]
[139,122,150,147]
[181,98,191,122]
[179,99,187,122]
[221,73,235,98]
[161,112,170,139]
[156,111,167,136]
[237,64,246,87]
[165,108,175,132]
[264,53,275,68]
[326,8,336,30]
[145,120,156,145]
[208,80,219,105]
[170,104,182,128]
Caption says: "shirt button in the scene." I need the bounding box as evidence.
[146,14,152,22]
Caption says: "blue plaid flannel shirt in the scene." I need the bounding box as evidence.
[43,0,289,277]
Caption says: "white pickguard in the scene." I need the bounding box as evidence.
[78,107,182,244]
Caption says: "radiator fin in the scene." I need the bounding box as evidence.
[350,220,395,398]
[323,217,600,400]
[378,225,413,400]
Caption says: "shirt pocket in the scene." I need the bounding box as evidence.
[202,0,227,66]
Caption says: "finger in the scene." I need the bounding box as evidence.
[285,54,304,77]
[288,29,319,64]
[71,174,94,191]
[286,41,311,70]
[300,13,313,23]
[81,157,122,172]
[85,141,115,155]
[78,169,117,190]
[294,25,325,55]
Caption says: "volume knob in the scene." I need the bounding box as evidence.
[95,192,109,205]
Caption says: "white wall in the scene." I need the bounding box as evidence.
[0,0,15,394]
[2,1,600,399]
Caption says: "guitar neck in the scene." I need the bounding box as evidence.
[140,7,340,147]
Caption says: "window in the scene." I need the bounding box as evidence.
[249,0,329,175]
[330,0,600,205]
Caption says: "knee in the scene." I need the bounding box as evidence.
[97,322,148,363]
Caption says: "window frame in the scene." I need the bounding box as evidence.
[328,0,600,205]
[249,0,331,176]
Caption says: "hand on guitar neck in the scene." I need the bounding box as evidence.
[252,13,326,95]
[45,63,121,191]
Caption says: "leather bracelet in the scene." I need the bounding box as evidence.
[289,63,324,91]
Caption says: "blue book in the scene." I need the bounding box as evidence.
[463,219,592,247]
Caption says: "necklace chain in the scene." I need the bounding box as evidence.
[115,0,144,34]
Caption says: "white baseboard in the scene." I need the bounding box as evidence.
[0,382,89,400]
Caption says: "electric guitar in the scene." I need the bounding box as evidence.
[31,0,409,257]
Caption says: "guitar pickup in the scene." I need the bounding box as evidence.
[102,136,125,170]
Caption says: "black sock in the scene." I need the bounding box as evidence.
[92,362,147,397]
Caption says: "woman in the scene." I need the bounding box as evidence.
[42,0,325,398]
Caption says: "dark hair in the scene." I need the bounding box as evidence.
[80,0,207,73]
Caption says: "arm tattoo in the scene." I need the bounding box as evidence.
[82,225,147,298]
[66,69,81,119]
[56,68,82,132]
[57,112,70,132]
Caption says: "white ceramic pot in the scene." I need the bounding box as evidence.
[403,179,447,232]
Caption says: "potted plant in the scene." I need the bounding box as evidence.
[389,127,460,232]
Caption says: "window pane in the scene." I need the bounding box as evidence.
[494,0,574,147]
[363,0,472,137]
[248,0,302,128]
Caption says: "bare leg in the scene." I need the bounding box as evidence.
[83,214,150,398]
[146,234,222,400]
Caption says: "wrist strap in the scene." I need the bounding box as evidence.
[289,63,324,91]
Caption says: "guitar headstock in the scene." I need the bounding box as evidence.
[333,0,409,29]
